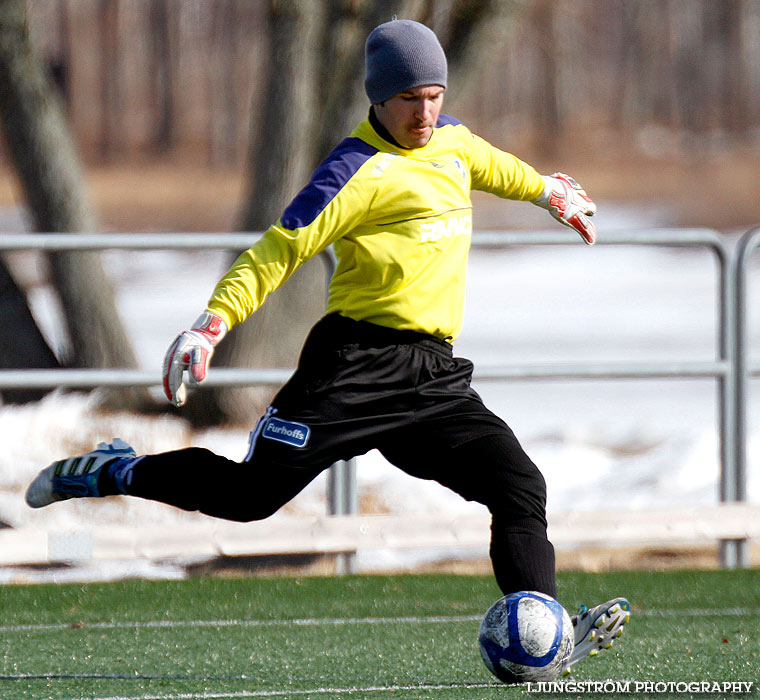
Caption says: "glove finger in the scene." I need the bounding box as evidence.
[162,337,189,405]
[567,212,596,245]
[165,361,187,406]
[188,346,212,385]
[174,382,187,407]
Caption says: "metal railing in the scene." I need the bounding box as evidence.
[0,228,754,567]
[467,229,742,568]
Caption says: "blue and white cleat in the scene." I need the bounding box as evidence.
[25,439,136,508]
[564,597,630,673]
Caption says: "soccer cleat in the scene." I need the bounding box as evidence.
[25,439,136,508]
[564,597,630,673]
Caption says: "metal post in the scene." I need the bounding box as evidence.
[327,459,358,517]
[327,459,358,574]
[320,248,359,573]
[728,226,760,568]
[716,234,741,568]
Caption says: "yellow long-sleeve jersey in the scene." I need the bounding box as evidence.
[207,114,545,342]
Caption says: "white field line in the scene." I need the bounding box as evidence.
[0,614,480,634]
[83,684,502,700]
[0,607,757,635]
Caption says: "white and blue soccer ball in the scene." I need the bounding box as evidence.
[478,590,574,683]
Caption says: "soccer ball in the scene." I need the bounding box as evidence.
[478,590,574,683]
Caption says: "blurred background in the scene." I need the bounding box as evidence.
[3,0,759,232]
[0,0,758,581]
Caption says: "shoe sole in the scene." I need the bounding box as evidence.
[564,598,630,673]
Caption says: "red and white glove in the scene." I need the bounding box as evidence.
[162,311,228,407]
[532,172,597,245]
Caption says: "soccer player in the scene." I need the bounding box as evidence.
[27,19,629,673]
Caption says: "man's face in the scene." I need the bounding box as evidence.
[373,85,445,149]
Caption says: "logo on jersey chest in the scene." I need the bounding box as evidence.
[427,157,467,184]
[419,214,473,243]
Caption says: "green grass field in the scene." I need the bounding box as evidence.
[0,569,758,699]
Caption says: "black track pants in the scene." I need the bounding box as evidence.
[126,314,556,597]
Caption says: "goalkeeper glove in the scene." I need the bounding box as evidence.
[533,172,597,244]
[162,311,227,407]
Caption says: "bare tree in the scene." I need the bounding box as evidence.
[0,0,142,406]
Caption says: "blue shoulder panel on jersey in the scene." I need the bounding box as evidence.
[281,137,378,230]
[436,113,464,128]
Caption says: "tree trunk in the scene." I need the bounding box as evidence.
[97,0,121,162]
[0,0,143,408]
[529,0,560,158]
[149,0,174,153]
[207,0,238,166]
[0,256,60,404]
[311,0,390,159]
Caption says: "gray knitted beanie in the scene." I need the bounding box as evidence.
[364,19,447,104]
